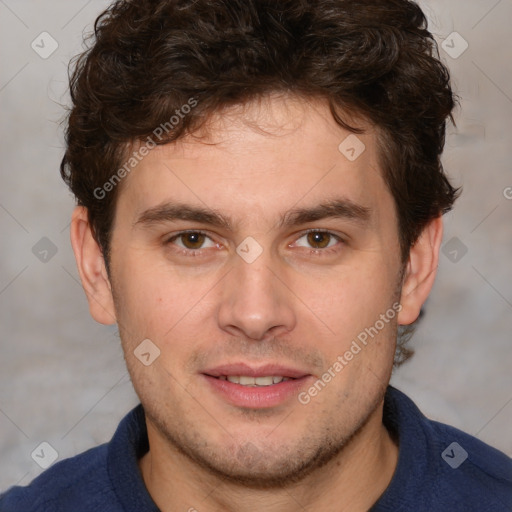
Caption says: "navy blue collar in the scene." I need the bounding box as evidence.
[105,386,425,511]
[107,404,160,511]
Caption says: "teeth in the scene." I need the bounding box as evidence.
[222,376,290,386]
[255,376,273,386]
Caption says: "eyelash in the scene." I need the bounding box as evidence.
[164,229,345,257]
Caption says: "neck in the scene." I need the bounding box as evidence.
[138,402,399,512]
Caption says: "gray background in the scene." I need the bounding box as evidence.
[1,0,511,492]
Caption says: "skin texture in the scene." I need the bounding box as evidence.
[71,95,443,511]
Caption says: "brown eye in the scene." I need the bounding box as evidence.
[179,232,206,249]
[165,231,218,257]
[306,231,332,249]
[293,230,342,254]
[167,231,216,251]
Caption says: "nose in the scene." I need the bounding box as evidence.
[216,251,297,341]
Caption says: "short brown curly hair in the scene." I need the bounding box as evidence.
[60,0,460,364]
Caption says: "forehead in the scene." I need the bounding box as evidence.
[118,95,392,228]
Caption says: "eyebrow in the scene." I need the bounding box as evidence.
[134,198,371,231]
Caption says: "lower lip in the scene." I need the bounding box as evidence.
[203,375,312,409]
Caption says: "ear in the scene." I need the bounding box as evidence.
[70,206,117,325]
[397,216,443,326]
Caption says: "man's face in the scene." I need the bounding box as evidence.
[108,96,404,484]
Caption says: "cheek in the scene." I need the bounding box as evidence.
[112,255,217,354]
[292,258,397,340]
[111,255,171,339]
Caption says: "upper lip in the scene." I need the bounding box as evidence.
[203,363,310,379]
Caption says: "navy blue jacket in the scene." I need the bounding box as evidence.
[2,387,511,511]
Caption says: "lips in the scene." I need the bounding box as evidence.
[203,362,309,380]
[201,363,313,408]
